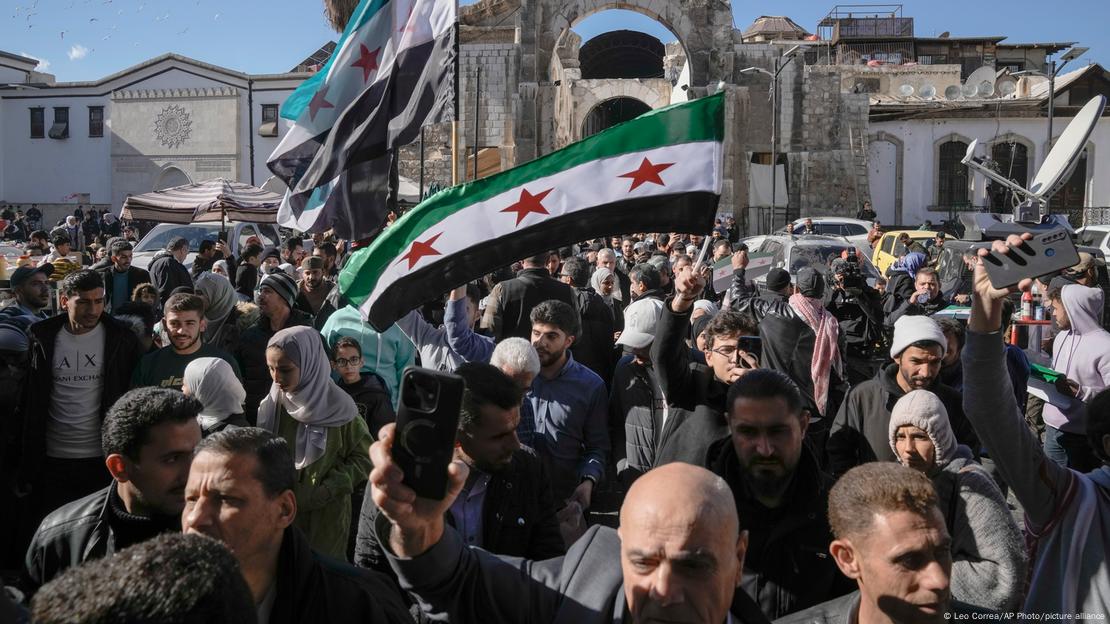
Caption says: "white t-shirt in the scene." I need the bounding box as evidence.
[46,323,105,458]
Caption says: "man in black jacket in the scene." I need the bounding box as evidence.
[827,315,977,477]
[183,428,410,624]
[559,256,616,383]
[24,388,202,592]
[15,270,144,525]
[707,369,852,620]
[96,239,150,312]
[482,251,575,341]
[148,235,193,306]
[356,363,564,576]
[886,266,950,325]
[653,263,760,467]
[234,272,310,424]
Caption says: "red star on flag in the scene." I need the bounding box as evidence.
[618,158,674,192]
[396,232,444,270]
[307,86,335,122]
[500,188,553,226]
[350,44,381,83]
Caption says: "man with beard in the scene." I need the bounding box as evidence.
[887,266,950,325]
[24,388,202,592]
[528,300,609,509]
[96,240,150,313]
[355,363,564,577]
[293,256,337,329]
[132,293,240,391]
[707,369,852,620]
[827,315,976,477]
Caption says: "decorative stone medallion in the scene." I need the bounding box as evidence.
[153,105,192,149]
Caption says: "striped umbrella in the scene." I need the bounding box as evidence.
[120,178,281,224]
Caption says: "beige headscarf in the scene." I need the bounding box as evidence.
[256,326,356,469]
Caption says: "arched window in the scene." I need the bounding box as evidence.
[582,97,651,137]
[989,141,1029,212]
[936,139,969,208]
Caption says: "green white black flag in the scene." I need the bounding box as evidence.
[340,93,726,330]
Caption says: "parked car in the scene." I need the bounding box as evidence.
[789,217,873,246]
[871,230,939,276]
[1076,225,1110,258]
[131,221,281,272]
[753,233,881,286]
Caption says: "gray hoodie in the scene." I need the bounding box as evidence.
[888,390,1026,611]
[1044,284,1110,433]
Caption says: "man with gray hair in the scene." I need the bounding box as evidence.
[491,337,541,447]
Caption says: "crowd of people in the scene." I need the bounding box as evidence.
[0,207,1107,623]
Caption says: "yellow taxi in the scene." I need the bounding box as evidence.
[871,230,939,275]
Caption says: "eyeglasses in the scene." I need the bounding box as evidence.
[334,357,363,368]
[708,337,761,359]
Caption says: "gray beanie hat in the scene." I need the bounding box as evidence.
[888,389,957,468]
[889,315,947,359]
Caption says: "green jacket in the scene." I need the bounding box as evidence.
[277,404,374,560]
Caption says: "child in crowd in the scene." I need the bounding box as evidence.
[331,336,395,440]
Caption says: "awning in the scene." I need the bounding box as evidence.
[258,121,278,137]
[48,121,68,140]
[120,177,281,224]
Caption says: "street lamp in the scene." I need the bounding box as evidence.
[1014,44,1087,211]
[740,44,802,231]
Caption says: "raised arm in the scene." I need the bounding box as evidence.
[444,287,495,364]
[651,265,703,408]
[963,233,1073,531]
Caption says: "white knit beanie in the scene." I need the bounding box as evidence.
[888,390,957,467]
[889,315,947,359]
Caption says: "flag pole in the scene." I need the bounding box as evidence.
[451,14,460,185]
[473,65,480,181]
[419,125,425,200]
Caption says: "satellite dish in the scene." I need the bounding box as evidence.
[961,83,978,98]
[944,85,963,100]
[962,96,1107,222]
[1029,95,1106,199]
[899,84,915,97]
[978,81,995,97]
[920,84,937,99]
[996,78,1017,97]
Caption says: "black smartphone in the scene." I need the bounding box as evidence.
[392,367,466,500]
[978,229,1080,290]
[737,336,762,367]
[217,230,228,243]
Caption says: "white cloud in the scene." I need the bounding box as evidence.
[20,52,50,72]
[68,44,89,61]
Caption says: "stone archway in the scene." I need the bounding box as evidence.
[575,81,670,139]
[154,166,191,191]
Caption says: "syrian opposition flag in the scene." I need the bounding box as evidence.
[339,93,725,330]
[266,0,455,239]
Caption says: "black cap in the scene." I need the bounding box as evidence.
[765,268,791,292]
[794,266,825,298]
[10,263,54,287]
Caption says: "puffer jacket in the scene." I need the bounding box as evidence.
[887,390,1025,611]
[609,355,664,484]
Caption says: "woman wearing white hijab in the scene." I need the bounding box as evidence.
[182,357,247,436]
[194,272,240,352]
[257,326,373,559]
[591,266,624,331]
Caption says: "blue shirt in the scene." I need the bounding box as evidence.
[448,469,491,547]
[111,270,130,311]
[443,297,495,363]
[528,352,609,501]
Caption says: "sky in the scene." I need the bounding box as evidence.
[3,0,1107,83]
